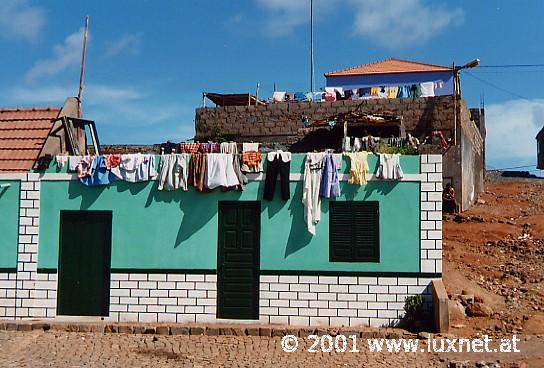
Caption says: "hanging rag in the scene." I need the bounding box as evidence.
[272,91,286,102]
[76,155,95,178]
[377,153,404,180]
[68,156,83,172]
[263,151,291,200]
[302,152,325,235]
[241,143,263,172]
[158,154,189,191]
[180,143,201,154]
[388,86,399,98]
[319,153,340,199]
[104,154,122,169]
[420,81,435,97]
[205,153,240,189]
[344,152,369,185]
[56,156,68,169]
[189,153,207,191]
[220,142,238,154]
[232,154,248,191]
[110,154,158,182]
[79,156,118,186]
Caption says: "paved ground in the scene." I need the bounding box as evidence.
[0,330,542,367]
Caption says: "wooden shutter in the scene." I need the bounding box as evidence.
[329,201,380,262]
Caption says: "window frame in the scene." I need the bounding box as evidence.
[329,201,380,263]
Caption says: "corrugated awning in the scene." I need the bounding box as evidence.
[204,93,264,107]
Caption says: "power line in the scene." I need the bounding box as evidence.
[463,71,532,101]
[478,64,544,68]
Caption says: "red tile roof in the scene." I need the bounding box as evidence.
[0,108,60,172]
[325,58,453,77]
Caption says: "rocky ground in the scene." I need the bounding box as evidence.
[441,176,544,367]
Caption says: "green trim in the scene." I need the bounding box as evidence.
[0,268,17,273]
[111,268,217,274]
[39,268,440,278]
[37,268,58,273]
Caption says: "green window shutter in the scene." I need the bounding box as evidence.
[329,201,380,263]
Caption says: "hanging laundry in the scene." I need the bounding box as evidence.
[189,153,207,192]
[313,92,325,102]
[219,142,238,154]
[324,93,336,102]
[358,87,371,97]
[199,143,211,153]
[205,153,240,189]
[232,154,247,191]
[273,91,286,102]
[104,154,122,169]
[160,141,178,154]
[352,137,362,152]
[377,153,404,180]
[76,155,95,178]
[285,92,295,101]
[344,152,369,185]
[370,87,379,97]
[263,151,291,200]
[420,81,435,97]
[344,89,354,100]
[241,150,263,173]
[319,153,340,199]
[388,86,399,98]
[56,156,68,169]
[68,156,83,172]
[158,154,190,191]
[80,156,118,186]
[302,152,325,235]
[377,86,388,98]
[110,154,158,182]
[180,143,201,154]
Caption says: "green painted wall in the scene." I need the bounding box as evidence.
[0,180,20,269]
[38,154,421,272]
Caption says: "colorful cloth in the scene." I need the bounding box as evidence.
[79,156,118,186]
[110,154,158,182]
[242,151,262,170]
[180,143,201,154]
[104,154,122,169]
[76,155,95,178]
[388,86,399,98]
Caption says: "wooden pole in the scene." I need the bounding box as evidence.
[77,16,89,115]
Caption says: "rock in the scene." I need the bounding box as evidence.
[467,303,493,317]
[417,331,432,339]
[171,326,189,335]
[156,326,170,335]
[449,300,467,319]
[474,295,484,303]
[459,294,475,306]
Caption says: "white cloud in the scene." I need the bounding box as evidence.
[103,33,141,59]
[25,28,86,83]
[0,0,46,43]
[485,99,544,164]
[350,0,464,48]
[256,0,337,37]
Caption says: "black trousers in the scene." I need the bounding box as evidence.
[263,156,290,200]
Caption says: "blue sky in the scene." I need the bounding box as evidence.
[0,0,543,171]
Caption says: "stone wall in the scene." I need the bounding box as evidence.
[195,96,457,144]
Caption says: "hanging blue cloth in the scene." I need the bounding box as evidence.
[79,156,118,186]
[319,153,340,198]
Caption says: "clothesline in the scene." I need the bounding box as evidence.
[271,81,445,103]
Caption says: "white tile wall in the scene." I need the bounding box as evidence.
[1,156,442,326]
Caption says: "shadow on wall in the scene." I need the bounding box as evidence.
[68,180,107,209]
[284,181,313,258]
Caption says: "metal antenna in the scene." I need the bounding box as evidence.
[78,16,89,114]
[310,0,315,95]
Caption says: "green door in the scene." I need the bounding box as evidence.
[57,210,112,316]
[217,201,260,320]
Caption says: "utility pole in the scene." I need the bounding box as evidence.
[310,0,315,95]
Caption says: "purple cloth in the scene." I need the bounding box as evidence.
[319,154,340,198]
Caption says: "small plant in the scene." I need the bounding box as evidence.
[379,144,419,155]
[403,294,425,322]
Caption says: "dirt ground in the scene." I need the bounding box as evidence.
[441,176,544,367]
